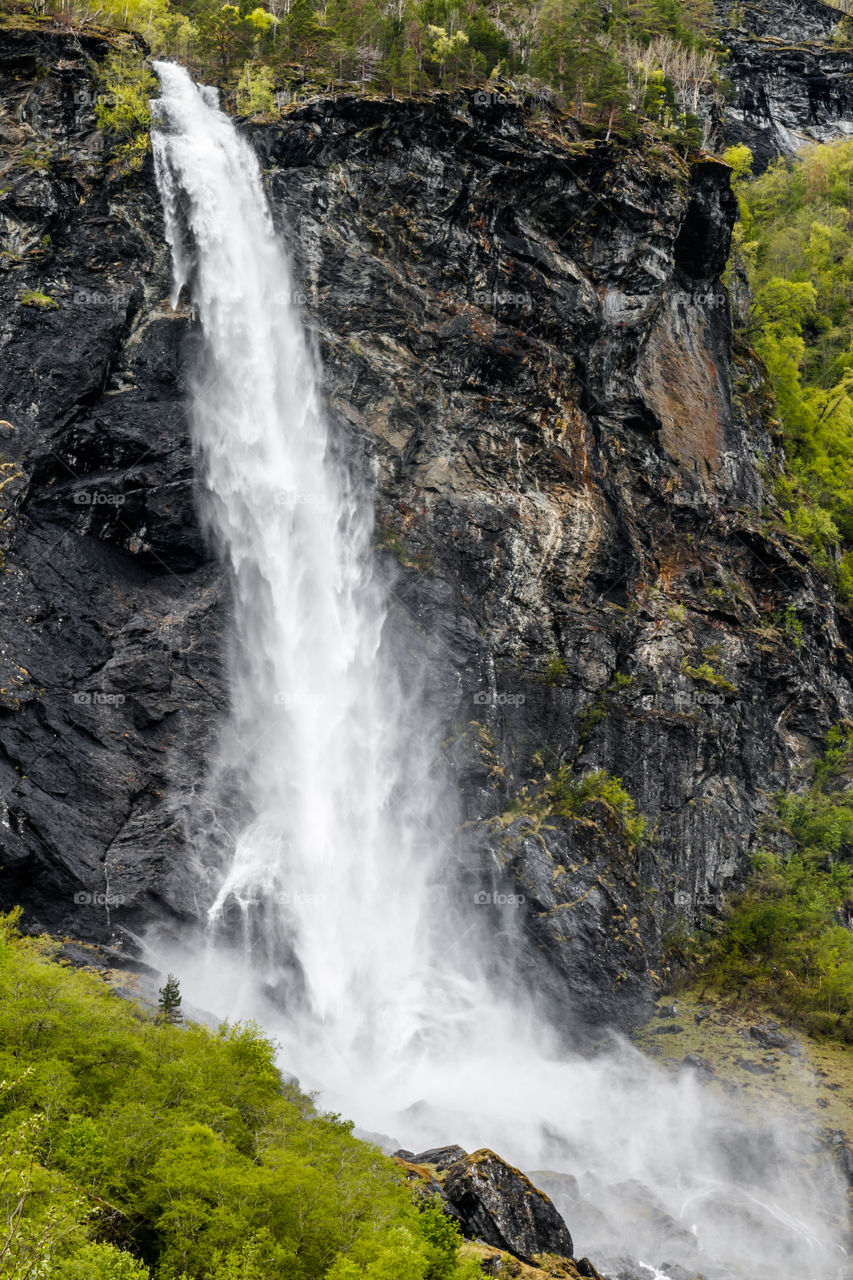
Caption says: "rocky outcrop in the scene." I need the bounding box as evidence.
[397,1146,575,1263]
[441,1150,574,1262]
[716,0,853,168]
[2,21,853,1034]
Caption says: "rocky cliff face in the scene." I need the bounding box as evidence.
[0,23,225,947]
[2,20,853,1033]
[716,0,853,168]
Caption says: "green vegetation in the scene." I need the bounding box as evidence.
[543,653,567,686]
[727,139,853,602]
[18,287,57,309]
[693,725,853,1040]
[547,766,648,850]
[1,0,722,138]
[17,145,52,169]
[510,761,647,851]
[375,527,432,571]
[156,972,182,1023]
[0,910,478,1279]
[94,52,158,166]
[236,59,276,114]
[680,647,736,690]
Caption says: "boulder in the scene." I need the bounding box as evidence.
[748,1022,789,1050]
[441,1149,574,1262]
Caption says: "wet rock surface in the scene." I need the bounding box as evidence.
[2,21,853,1036]
[716,0,853,168]
[0,24,226,948]
[438,1149,574,1262]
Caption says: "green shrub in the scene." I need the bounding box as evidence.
[547,766,647,850]
[728,137,853,604]
[236,60,276,115]
[680,653,737,691]
[543,653,567,686]
[60,1243,152,1279]
[95,53,157,141]
[698,725,853,1039]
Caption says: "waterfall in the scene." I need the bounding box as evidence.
[150,64,848,1280]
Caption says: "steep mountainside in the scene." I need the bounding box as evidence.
[2,20,853,1032]
[717,0,853,167]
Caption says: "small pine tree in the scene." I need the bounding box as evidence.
[157,973,182,1024]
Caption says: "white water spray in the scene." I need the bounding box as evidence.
[151,64,849,1279]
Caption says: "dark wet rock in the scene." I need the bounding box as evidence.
[574,1262,605,1280]
[0,23,225,951]
[748,1021,789,1049]
[658,1004,678,1018]
[829,1135,853,1185]
[440,1149,574,1262]
[735,1056,775,1075]
[681,1054,715,1076]
[653,1024,685,1035]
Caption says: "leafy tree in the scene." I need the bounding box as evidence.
[727,139,853,598]
[3,0,724,111]
[95,53,157,138]
[236,60,277,113]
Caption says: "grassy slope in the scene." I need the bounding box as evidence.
[634,989,853,1132]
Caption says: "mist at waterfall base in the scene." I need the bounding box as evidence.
[150,64,848,1279]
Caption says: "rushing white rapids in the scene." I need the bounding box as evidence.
[151,64,849,1279]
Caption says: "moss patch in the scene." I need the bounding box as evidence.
[19,288,57,309]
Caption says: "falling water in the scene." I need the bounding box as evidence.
[151,64,850,1280]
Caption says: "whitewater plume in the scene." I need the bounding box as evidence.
[151,64,849,1279]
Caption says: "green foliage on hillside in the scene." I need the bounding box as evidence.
[694,725,853,1040]
[0,911,477,1280]
[727,140,853,601]
[1,0,722,139]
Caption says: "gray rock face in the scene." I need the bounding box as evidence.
[2,24,853,1034]
[0,26,226,944]
[716,0,853,168]
[440,1149,574,1261]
